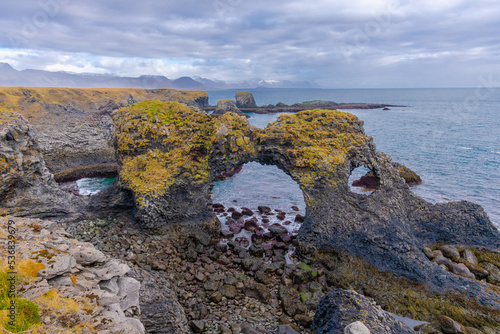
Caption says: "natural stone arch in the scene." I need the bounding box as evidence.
[111,101,500,297]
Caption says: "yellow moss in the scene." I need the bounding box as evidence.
[260,109,368,188]
[16,259,45,278]
[34,289,89,315]
[69,274,76,287]
[473,249,500,268]
[115,102,256,206]
[0,87,207,120]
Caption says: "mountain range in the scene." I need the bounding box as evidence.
[0,63,317,90]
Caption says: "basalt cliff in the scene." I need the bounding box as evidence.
[1,88,500,333]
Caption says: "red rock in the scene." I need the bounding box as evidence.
[241,207,254,216]
[252,234,265,245]
[235,237,249,248]
[277,233,292,243]
[294,214,305,223]
[291,206,300,211]
[263,232,274,239]
[229,223,242,234]
[258,206,271,214]
[269,223,288,236]
[244,220,259,232]
[227,207,236,212]
[231,211,243,219]
[283,220,292,225]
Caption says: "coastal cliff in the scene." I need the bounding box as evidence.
[1,93,500,333]
[0,87,208,174]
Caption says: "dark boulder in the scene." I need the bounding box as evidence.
[312,289,414,334]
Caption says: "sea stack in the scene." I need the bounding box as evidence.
[235,91,257,108]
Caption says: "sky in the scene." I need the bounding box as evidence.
[1,0,500,88]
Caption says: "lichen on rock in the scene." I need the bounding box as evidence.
[113,100,257,232]
[257,109,369,190]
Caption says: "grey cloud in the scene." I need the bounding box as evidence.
[1,0,500,87]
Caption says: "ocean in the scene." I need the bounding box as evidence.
[208,88,500,227]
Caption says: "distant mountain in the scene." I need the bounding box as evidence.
[0,63,317,90]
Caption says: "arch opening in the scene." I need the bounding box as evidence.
[59,176,117,196]
[211,161,306,262]
[349,166,380,195]
[54,164,118,196]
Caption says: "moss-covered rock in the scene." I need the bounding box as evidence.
[113,101,256,233]
[257,109,369,191]
[213,99,248,118]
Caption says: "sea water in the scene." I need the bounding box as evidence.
[76,88,499,227]
[208,88,500,227]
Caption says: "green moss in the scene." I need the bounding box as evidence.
[260,109,368,188]
[4,299,40,332]
[0,267,40,332]
[473,249,500,268]
[300,293,312,303]
[298,263,312,271]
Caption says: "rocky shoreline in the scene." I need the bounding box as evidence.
[1,88,500,333]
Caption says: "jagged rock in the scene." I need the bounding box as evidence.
[0,110,85,218]
[235,92,257,108]
[1,216,146,333]
[69,243,107,265]
[113,101,256,235]
[90,259,130,281]
[99,277,120,294]
[128,267,189,333]
[0,87,207,173]
[312,289,414,334]
[117,277,141,312]
[38,254,76,280]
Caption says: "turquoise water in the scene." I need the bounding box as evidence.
[76,177,116,196]
[209,88,500,227]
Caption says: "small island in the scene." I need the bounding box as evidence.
[204,92,406,114]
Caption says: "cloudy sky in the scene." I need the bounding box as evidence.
[1,0,500,88]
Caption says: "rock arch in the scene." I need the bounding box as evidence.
[112,101,500,293]
[2,100,499,295]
